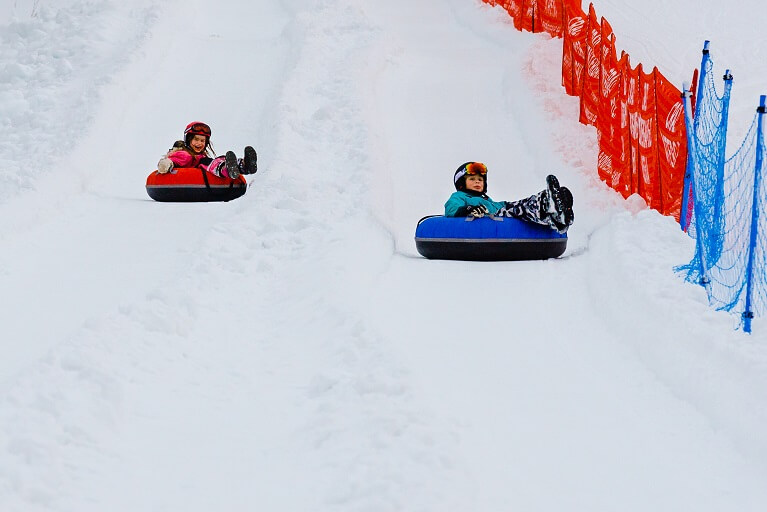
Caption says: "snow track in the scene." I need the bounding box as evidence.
[1,0,767,510]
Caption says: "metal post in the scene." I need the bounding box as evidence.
[712,69,734,239]
[695,41,710,121]
[681,81,710,287]
[680,82,694,231]
[742,95,766,333]
[680,41,713,232]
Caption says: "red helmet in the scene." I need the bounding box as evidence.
[184,121,211,141]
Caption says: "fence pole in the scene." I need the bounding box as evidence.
[681,80,711,287]
[713,69,735,238]
[680,82,694,230]
[679,41,711,232]
[695,41,710,120]
[742,95,766,333]
[719,70,734,160]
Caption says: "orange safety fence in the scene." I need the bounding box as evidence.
[482,0,690,220]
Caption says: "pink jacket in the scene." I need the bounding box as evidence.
[167,150,206,168]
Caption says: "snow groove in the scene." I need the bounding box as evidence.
[250,1,471,509]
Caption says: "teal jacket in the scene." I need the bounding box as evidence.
[444,190,505,216]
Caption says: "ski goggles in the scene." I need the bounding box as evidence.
[464,162,487,176]
[454,162,488,184]
[185,123,212,137]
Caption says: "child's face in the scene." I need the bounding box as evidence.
[189,134,207,153]
[465,174,485,192]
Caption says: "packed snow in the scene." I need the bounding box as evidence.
[1,0,766,510]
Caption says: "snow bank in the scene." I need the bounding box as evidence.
[0,0,159,203]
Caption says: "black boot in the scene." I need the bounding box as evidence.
[543,175,574,232]
[551,186,574,233]
[538,174,560,218]
[225,151,240,180]
[243,146,257,175]
[555,186,574,224]
[545,175,560,205]
[546,175,572,219]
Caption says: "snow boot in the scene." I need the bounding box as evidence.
[225,151,240,180]
[539,175,573,233]
[539,174,559,217]
[243,146,258,175]
[550,187,574,233]
[553,186,574,226]
[544,175,573,222]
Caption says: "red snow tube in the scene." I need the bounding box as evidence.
[146,167,247,202]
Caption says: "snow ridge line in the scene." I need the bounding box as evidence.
[246,1,472,508]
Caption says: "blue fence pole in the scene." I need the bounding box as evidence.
[712,68,734,239]
[742,95,766,333]
[679,41,712,232]
[680,82,695,231]
[681,80,712,287]
[695,40,711,120]
[720,69,734,147]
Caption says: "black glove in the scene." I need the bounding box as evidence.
[467,205,489,218]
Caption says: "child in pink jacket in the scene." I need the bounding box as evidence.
[157,121,257,180]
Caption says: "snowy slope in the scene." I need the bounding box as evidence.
[1,0,766,510]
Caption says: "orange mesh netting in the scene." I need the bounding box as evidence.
[489,1,566,37]
[653,68,687,216]
[562,0,587,97]
[578,4,601,126]
[480,0,691,220]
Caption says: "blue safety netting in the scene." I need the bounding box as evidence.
[677,44,767,332]
[680,49,731,260]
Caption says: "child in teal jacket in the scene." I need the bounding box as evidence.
[445,162,574,233]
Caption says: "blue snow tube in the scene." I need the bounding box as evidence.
[415,215,567,261]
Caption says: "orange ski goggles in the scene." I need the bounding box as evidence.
[464,162,487,176]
